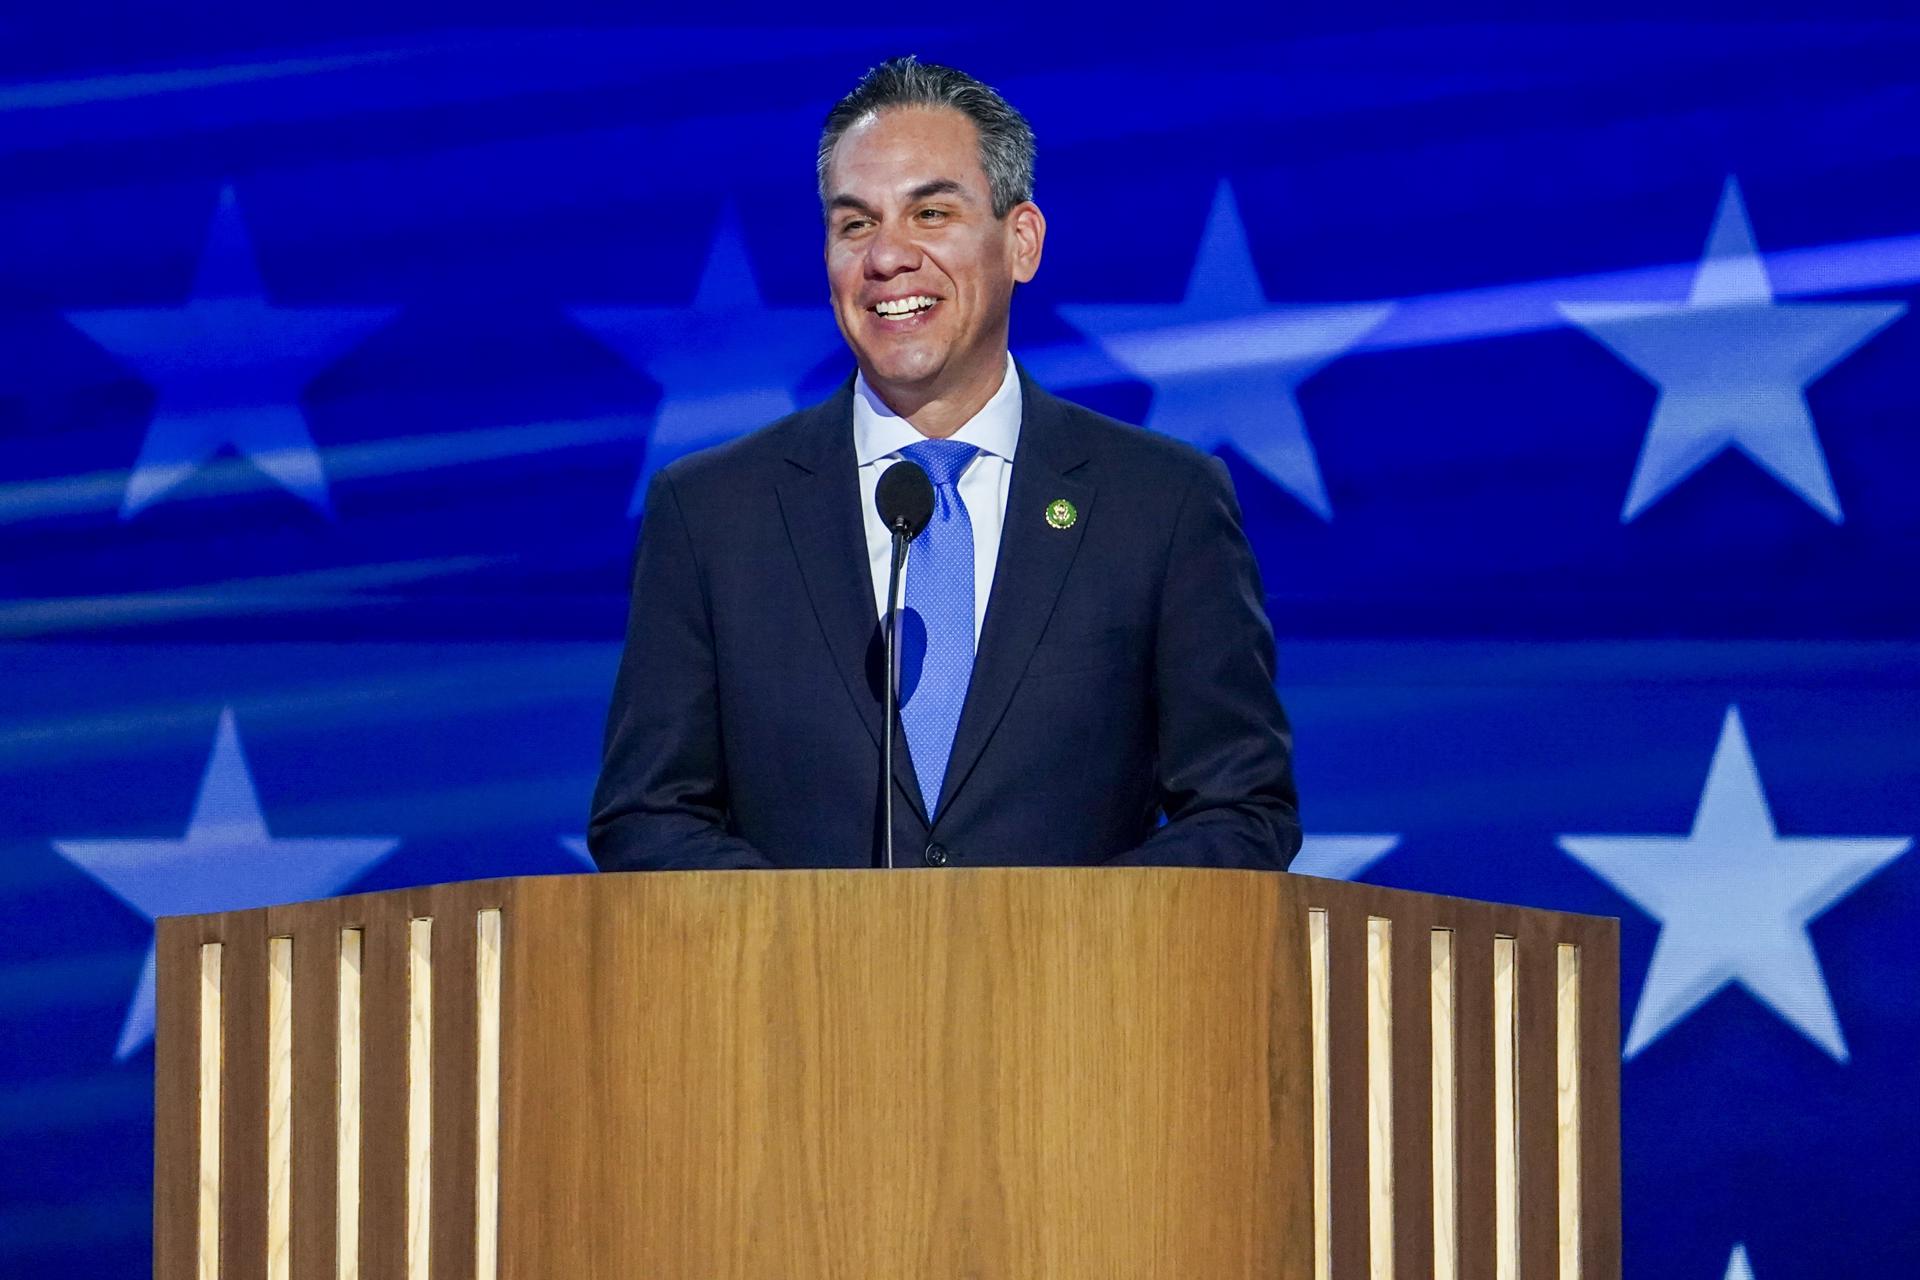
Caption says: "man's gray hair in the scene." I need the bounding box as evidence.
[817,56,1035,219]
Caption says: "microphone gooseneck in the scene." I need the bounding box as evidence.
[875,460,934,869]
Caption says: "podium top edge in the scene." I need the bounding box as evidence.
[151,865,1618,933]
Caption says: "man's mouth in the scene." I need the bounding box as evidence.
[869,294,940,319]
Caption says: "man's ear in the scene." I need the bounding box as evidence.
[1009,201,1046,284]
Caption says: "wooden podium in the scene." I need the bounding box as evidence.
[154,869,1618,1278]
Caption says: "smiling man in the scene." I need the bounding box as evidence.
[589,56,1300,871]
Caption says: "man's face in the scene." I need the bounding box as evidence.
[823,106,1043,400]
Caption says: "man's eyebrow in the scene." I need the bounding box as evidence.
[906,178,968,202]
[826,179,971,217]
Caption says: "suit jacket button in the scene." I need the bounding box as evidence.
[924,843,950,867]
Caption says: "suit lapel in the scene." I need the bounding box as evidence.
[774,382,929,826]
[936,374,1094,818]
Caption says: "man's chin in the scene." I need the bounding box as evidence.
[857,347,947,394]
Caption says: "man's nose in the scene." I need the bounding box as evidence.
[864,219,920,277]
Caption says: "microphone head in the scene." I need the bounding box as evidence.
[875,460,935,539]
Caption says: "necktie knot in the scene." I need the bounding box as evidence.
[900,439,979,489]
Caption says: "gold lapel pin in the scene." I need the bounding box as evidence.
[1045,498,1077,530]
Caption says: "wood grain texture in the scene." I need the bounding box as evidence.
[1324,904,1371,1279]
[1430,927,1458,1280]
[1450,907,1498,1280]
[265,900,341,1280]
[150,869,1619,1280]
[267,935,293,1280]
[475,907,504,1280]
[430,891,480,1280]
[355,892,411,1280]
[1307,908,1332,1280]
[1364,917,1394,1280]
[153,917,201,1280]
[215,911,268,1280]
[1557,943,1583,1280]
[1580,921,1623,1280]
[1390,912,1436,1280]
[500,869,1304,1279]
[1517,922,1563,1280]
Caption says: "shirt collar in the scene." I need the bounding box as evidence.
[852,353,1022,466]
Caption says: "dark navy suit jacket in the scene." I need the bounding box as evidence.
[588,367,1300,871]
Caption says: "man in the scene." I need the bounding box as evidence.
[589,57,1299,871]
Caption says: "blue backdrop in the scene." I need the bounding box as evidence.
[4,8,1918,1276]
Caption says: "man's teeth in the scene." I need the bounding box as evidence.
[874,296,937,317]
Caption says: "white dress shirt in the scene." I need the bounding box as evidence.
[854,354,1022,642]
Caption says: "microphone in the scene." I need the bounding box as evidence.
[874,460,933,869]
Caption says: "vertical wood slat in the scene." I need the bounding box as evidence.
[199,942,225,1280]
[220,911,270,1280]
[1429,928,1458,1280]
[1452,913,1497,1280]
[1492,937,1519,1280]
[1308,909,1332,1280]
[1557,943,1583,1280]
[356,897,410,1280]
[267,937,294,1280]
[1363,918,1393,1280]
[265,902,341,1280]
[432,894,480,1280]
[1518,925,1563,1280]
[154,919,201,1280]
[406,917,433,1280]
[1580,923,1623,1280]
[1326,907,1371,1278]
[475,908,505,1280]
[337,927,364,1280]
[1389,909,1436,1280]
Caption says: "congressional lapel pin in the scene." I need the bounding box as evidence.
[1045,498,1078,530]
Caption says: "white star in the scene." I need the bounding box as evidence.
[1291,834,1401,880]
[1558,706,1909,1060]
[572,204,843,516]
[1559,176,1905,523]
[64,184,396,519]
[1723,1245,1756,1280]
[52,708,400,1059]
[1059,181,1391,520]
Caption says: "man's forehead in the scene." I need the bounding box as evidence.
[828,106,988,196]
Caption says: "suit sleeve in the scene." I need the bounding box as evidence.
[588,468,774,871]
[1110,455,1302,870]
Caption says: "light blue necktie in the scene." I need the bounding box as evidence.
[898,439,979,819]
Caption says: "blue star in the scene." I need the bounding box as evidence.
[1059,181,1392,519]
[1559,177,1905,523]
[1290,834,1401,881]
[64,184,396,519]
[1559,706,1910,1060]
[572,205,844,516]
[52,708,400,1059]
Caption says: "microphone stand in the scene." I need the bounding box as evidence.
[881,522,911,869]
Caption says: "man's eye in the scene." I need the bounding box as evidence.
[838,218,870,235]
[917,208,948,221]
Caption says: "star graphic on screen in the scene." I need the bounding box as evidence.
[1558,706,1910,1061]
[1723,1245,1755,1280]
[558,835,596,869]
[52,708,400,1060]
[1558,176,1905,524]
[1291,834,1401,880]
[1059,181,1392,520]
[572,205,843,516]
[64,183,396,519]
